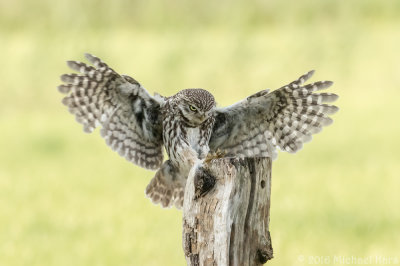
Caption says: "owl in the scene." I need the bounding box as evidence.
[58,53,338,209]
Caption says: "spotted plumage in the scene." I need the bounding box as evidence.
[58,53,339,209]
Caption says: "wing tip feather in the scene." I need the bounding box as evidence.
[84,53,95,61]
[57,84,70,94]
[307,69,315,78]
[60,73,69,83]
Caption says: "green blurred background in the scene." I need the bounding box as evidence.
[1,0,399,265]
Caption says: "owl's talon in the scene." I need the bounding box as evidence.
[204,149,226,164]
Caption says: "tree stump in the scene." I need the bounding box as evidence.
[182,158,273,266]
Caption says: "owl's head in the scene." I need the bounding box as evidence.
[176,88,216,126]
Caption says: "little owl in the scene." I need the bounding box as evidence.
[58,53,339,209]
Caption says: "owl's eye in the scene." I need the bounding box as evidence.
[189,105,197,112]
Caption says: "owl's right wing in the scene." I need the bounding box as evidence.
[209,70,338,159]
[58,53,164,170]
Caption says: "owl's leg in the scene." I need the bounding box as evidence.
[145,160,186,209]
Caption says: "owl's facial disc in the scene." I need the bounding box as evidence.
[179,102,212,126]
[176,88,216,126]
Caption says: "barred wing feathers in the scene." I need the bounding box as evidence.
[209,70,338,159]
[58,53,164,170]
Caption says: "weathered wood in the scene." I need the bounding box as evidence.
[182,158,273,266]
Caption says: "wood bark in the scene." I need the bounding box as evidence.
[182,158,273,266]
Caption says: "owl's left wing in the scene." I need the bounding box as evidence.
[58,53,164,170]
[209,71,338,159]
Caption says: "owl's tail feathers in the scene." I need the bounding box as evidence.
[145,161,185,209]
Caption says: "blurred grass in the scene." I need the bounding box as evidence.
[1,0,400,265]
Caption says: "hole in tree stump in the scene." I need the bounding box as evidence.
[261,180,266,188]
[194,167,216,199]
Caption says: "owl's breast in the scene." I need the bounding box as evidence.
[163,121,210,176]
[186,127,208,159]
